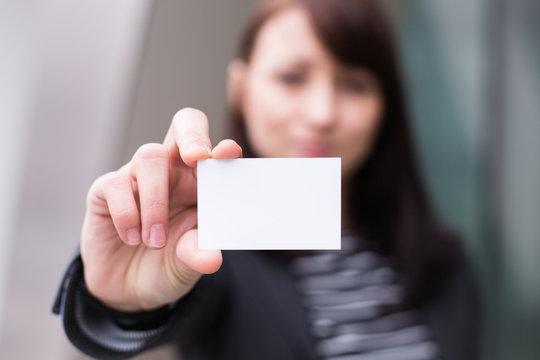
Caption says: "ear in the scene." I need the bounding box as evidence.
[227,59,247,108]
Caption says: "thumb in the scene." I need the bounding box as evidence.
[176,229,223,275]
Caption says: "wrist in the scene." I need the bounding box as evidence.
[81,283,176,330]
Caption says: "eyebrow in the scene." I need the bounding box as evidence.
[279,57,314,70]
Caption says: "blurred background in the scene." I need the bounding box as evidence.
[0,0,538,359]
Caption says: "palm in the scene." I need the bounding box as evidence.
[82,164,199,310]
[80,109,241,312]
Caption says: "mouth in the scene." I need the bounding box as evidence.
[297,142,333,157]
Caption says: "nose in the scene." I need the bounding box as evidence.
[302,80,336,130]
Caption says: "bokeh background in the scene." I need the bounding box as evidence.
[1,0,538,359]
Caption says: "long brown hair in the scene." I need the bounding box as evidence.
[227,0,459,308]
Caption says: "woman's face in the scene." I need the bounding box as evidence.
[236,6,383,179]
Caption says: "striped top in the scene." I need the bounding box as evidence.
[290,233,440,360]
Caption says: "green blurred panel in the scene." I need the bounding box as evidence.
[498,1,540,359]
[384,0,540,359]
[383,0,484,248]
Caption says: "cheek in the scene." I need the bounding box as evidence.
[242,79,294,157]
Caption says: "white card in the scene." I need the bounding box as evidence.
[197,158,341,250]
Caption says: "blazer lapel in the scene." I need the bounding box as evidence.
[227,251,317,359]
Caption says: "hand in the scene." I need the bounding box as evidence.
[81,108,242,312]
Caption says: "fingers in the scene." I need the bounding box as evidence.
[132,143,170,248]
[165,108,243,168]
[100,143,170,248]
[97,108,243,251]
[176,229,223,274]
[169,108,212,167]
[212,139,243,159]
[101,171,141,245]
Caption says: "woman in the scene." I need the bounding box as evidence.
[53,0,481,359]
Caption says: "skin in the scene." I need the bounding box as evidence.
[82,6,383,312]
[237,6,383,180]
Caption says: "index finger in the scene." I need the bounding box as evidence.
[165,107,212,167]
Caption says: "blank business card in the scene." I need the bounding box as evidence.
[197,158,341,250]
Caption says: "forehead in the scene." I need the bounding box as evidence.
[250,6,331,66]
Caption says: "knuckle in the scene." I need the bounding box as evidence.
[87,178,102,205]
[88,174,105,195]
[115,205,137,220]
[147,199,167,211]
[102,171,126,189]
[182,131,205,144]
[135,143,168,161]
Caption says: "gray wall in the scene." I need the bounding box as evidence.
[121,0,257,161]
[0,0,153,358]
[0,1,255,358]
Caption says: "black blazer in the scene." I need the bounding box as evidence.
[54,250,481,360]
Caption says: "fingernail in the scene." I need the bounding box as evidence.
[126,228,141,245]
[150,224,166,248]
[187,142,211,156]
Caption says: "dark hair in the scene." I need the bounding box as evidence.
[227,0,459,308]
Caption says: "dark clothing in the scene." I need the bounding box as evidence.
[53,250,481,360]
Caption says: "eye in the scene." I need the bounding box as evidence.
[338,76,371,93]
[277,71,305,86]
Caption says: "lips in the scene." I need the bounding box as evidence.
[297,142,333,157]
